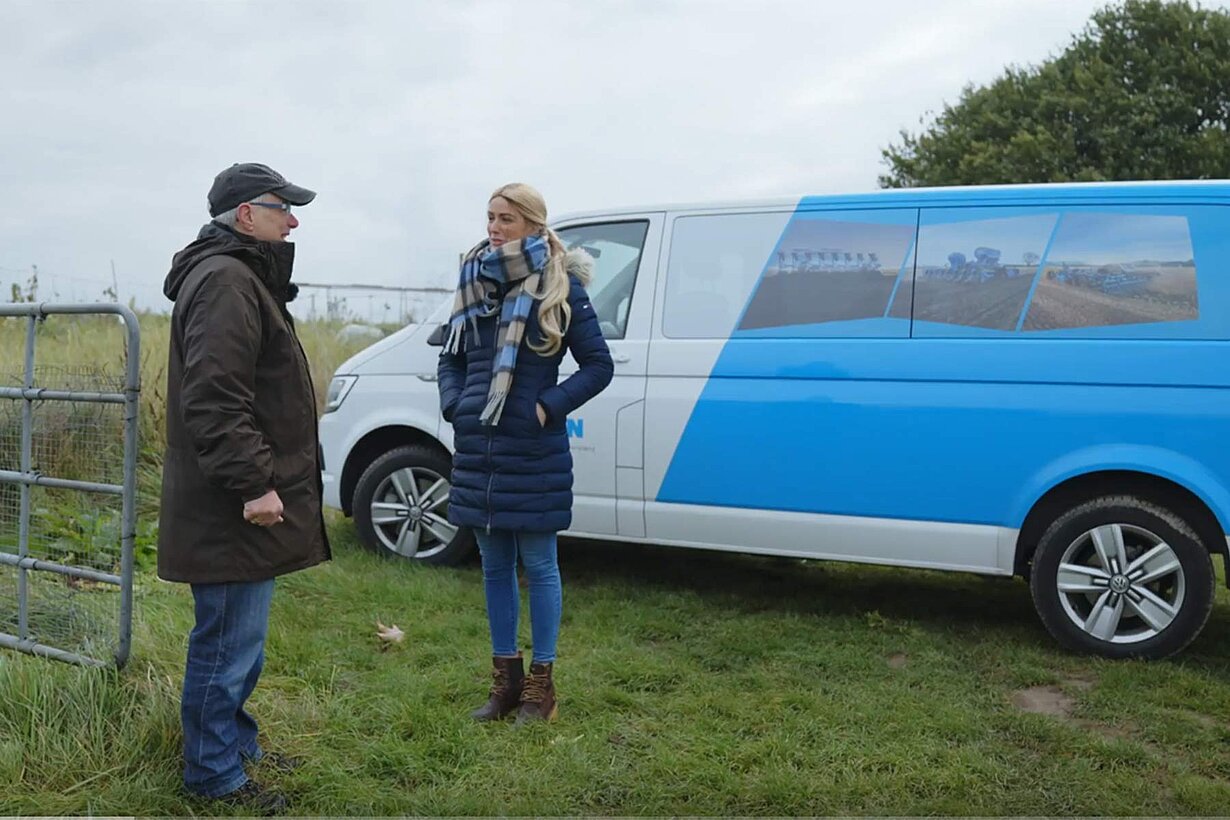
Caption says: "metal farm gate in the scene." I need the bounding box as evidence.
[0,303,140,668]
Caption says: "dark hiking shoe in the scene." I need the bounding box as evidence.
[210,779,289,815]
[471,654,524,721]
[516,661,557,724]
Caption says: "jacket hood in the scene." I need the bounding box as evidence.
[563,247,594,286]
[164,222,297,303]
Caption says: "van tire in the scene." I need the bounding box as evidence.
[1029,495,1214,659]
[352,444,475,566]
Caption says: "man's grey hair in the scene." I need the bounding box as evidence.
[212,206,239,228]
[211,192,282,228]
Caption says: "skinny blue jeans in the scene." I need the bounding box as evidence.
[475,530,561,663]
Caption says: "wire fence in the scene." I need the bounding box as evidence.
[292,282,450,326]
[0,307,139,668]
[0,265,451,328]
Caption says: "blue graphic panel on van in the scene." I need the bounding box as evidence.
[657,197,1230,529]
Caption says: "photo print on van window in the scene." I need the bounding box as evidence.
[1020,212,1199,331]
[913,212,1057,331]
[737,210,916,331]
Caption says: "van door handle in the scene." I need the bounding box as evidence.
[612,353,631,364]
[417,374,438,382]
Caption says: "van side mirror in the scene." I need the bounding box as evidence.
[426,323,446,347]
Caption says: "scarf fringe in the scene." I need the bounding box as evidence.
[478,390,507,426]
[444,318,466,354]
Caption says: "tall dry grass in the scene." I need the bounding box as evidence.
[0,309,377,536]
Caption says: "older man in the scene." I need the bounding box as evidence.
[159,163,330,813]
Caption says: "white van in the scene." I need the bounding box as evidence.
[319,181,1230,658]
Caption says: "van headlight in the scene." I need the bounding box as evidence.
[324,375,358,413]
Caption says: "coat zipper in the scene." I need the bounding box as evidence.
[485,428,494,534]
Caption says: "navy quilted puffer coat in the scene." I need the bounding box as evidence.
[438,251,613,533]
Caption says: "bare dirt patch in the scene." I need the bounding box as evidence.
[1011,681,1143,745]
[1011,685,1076,719]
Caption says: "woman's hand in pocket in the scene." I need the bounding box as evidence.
[536,403,547,427]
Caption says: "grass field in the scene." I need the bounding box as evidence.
[1,521,1228,816]
[1,310,1229,815]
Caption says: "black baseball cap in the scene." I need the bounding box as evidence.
[207,162,316,217]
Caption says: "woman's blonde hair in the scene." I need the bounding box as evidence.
[490,182,588,357]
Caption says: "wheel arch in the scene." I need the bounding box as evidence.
[339,425,451,516]
[1014,469,1229,585]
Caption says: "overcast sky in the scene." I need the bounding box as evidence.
[0,0,1203,319]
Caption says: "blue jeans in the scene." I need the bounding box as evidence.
[181,579,274,797]
[476,530,561,663]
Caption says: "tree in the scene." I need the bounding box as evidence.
[880,0,1230,187]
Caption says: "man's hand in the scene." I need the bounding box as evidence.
[536,403,547,427]
[243,490,284,527]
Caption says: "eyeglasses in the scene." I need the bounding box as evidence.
[247,201,293,214]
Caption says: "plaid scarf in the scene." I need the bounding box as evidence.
[444,232,551,426]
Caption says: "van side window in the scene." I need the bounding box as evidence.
[665,210,916,339]
[914,207,1207,336]
[556,221,649,340]
[913,210,1057,331]
[1021,212,1199,331]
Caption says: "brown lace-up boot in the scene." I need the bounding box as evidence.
[471,655,524,721]
[515,661,557,724]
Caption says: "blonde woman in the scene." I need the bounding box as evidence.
[438,183,613,723]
